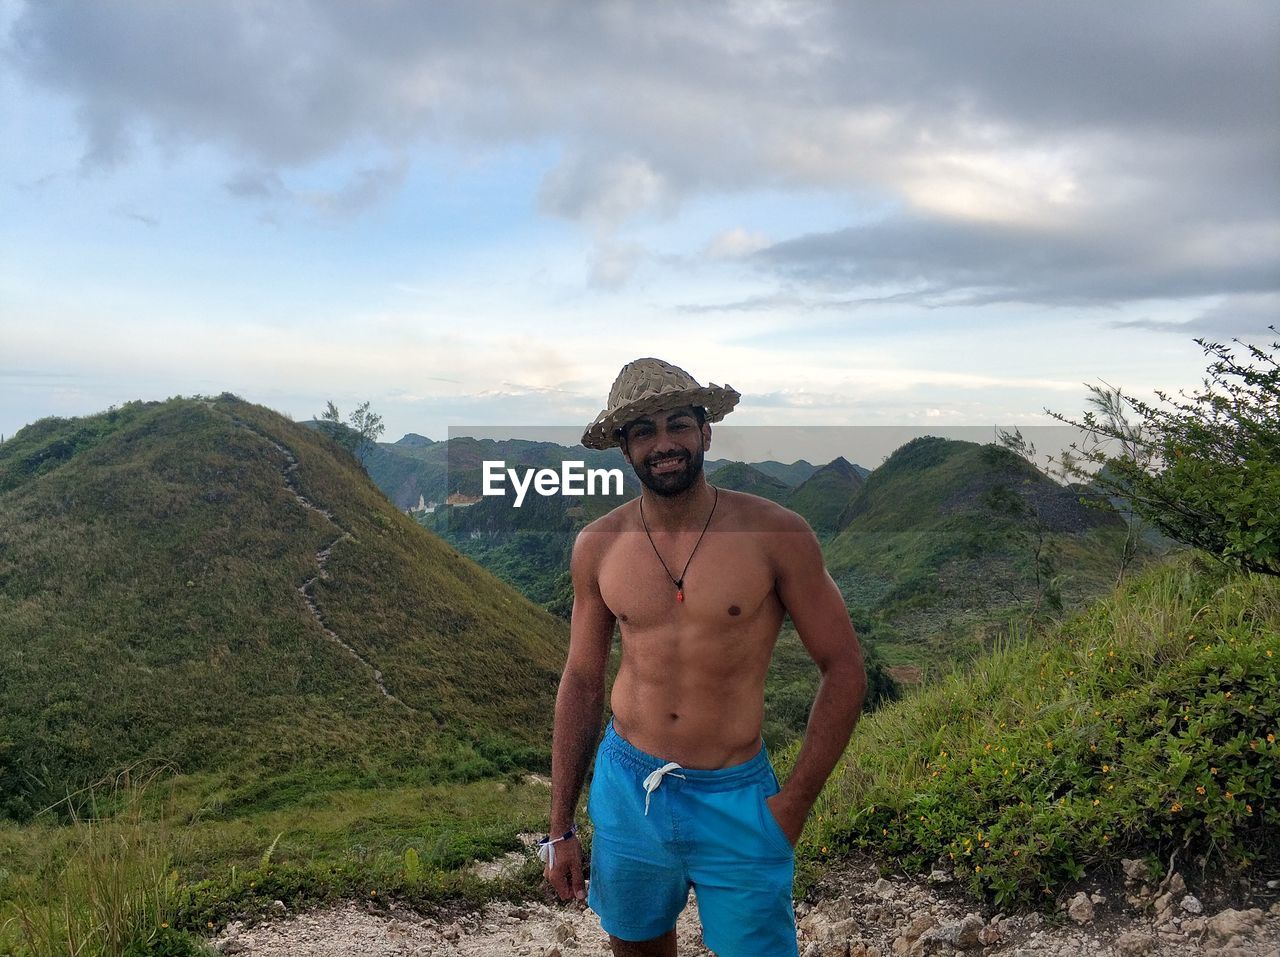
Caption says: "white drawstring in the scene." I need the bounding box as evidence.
[642,762,686,815]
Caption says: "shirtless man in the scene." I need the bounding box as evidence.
[544,358,866,957]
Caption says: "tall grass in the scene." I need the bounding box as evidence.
[1,766,206,957]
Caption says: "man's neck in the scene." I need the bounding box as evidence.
[638,475,716,532]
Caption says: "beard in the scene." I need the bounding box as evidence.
[632,443,705,497]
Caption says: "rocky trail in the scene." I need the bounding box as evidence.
[209,855,1280,957]
[228,412,413,710]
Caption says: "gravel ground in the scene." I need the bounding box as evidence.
[208,855,1280,957]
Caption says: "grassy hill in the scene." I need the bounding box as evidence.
[787,456,866,537]
[0,396,569,824]
[824,437,1143,674]
[706,461,792,502]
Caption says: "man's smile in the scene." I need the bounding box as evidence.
[648,456,688,474]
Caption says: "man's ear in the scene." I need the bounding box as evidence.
[701,422,712,451]
[618,434,633,464]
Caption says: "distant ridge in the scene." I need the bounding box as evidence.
[395,432,436,448]
[708,461,792,502]
[0,396,567,821]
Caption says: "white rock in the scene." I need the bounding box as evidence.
[1067,892,1095,925]
[1180,894,1203,914]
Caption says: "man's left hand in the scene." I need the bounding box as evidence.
[766,792,807,847]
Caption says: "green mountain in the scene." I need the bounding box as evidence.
[824,436,1139,673]
[0,396,568,822]
[786,456,866,537]
[706,461,792,502]
[753,459,819,487]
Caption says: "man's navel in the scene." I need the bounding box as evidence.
[728,605,741,616]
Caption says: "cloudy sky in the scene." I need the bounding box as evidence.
[2,1,1277,455]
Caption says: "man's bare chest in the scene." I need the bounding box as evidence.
[597,533,778,631]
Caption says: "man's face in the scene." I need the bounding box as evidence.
[619,406,710,497]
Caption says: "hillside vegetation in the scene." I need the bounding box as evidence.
[797,554,1279,904]
[825,437,1142,673]
[0,396,568,823]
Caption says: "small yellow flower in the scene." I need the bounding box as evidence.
[1013,849,1021,857]
[1093,799,1100,806]
[1196,786,1206,795]
[1225,791,1234,799]
[161,923,169,929]
[1269,734,1276,744]
[207,922,215,929]
[370,889,378,896]
[1225,692,1232,699]
[1210,767,1218,775]
[1102,835,1109,842]
[1171,801,1183,812]
[821,846,828,854]
[1102,764,1111,772]
[1247,804,1254,813]
[975,865,982,872]
[882,828,888,835]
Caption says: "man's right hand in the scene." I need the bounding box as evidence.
[544,835,586,903]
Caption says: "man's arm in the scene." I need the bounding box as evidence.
[546,526,615,901]
[767,513,867,844]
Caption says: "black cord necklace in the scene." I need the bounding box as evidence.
[638,485,719,603]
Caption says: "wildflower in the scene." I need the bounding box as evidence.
[1013,849,1020,856]
[1247,804,1254,813]
[1093,799,1100,806]
[1225,791,1234,799]
[370,889,378,896]
[207,922,214,929]
[975,865,982,872]
[821,846,828,854]
[1269,734,1276,744]
[1102,764,1111,772]
[1210,767,1218,775]
[983,841,990,849]
[1102,835,1109,842]
[1196,786,1206,795]
[1171,801,1183,812]
[162,923,169,929]
[1225,692,1232,699]
[883,828,888,835]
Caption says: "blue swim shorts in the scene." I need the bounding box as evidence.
[586,721,798,956]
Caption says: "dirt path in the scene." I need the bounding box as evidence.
[228,413,414,710]
[209,857,1280,957]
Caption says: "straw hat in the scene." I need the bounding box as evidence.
[581,358,740,450]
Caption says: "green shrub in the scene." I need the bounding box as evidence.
[800,555,1280,905]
